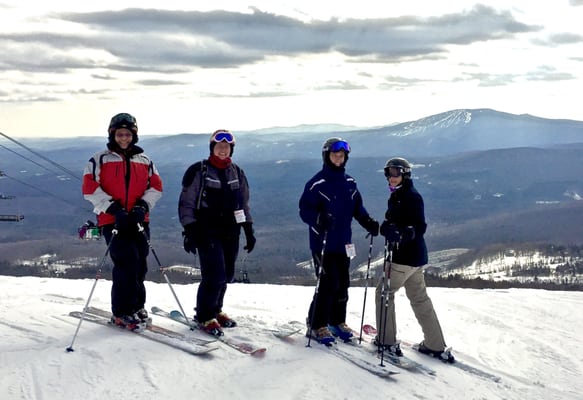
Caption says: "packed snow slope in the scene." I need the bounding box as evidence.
[0,276,581,400]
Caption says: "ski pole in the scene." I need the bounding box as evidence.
[306,230,327,348]
[358,234,374,344]
[378,240,394,367]
[137,223,194,330]
[66,229,117,352]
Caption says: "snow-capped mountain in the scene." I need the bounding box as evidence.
[1,109,582,280]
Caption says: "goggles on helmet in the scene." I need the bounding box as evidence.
[111,113,136,127]
[385,166,404,178]
[328,140,350,153]
[212,130,235,144]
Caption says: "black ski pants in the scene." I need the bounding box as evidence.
[102,224,149,317]
[195,233,239,323]
[308,252,351,330]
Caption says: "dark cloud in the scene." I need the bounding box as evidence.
[34,5,538,69]
[0,5,559,103]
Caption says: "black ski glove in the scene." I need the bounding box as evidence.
[130,199,149,224]
[401,226,415,242]
[363,217,379,237]
[106,201,123,216]
[242,222,256,253]
[316,212,334,232]
[106,201,130,232]
[380,221,401,244]
[182,223,198,254]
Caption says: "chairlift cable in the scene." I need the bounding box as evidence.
[2,172,92,213]
[0,144,59,176]
[0,131,81,180]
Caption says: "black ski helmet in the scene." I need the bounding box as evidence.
[209,129,236,156]
[108,113,138,145]
[322,137,350,167]
[384,157,412,179]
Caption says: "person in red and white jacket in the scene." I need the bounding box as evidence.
[82,113,163,329]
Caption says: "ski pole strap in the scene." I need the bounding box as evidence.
[196,160,207,211]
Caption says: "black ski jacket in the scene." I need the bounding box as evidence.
[384,179,428,267]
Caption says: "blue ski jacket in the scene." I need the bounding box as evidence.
[299,164,372,254]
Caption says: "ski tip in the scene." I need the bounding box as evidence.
[251,348,267,357]
[150,306,162,312]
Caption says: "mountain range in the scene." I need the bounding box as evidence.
[1,108,582,281]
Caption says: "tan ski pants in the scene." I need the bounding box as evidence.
[375,262,446,351]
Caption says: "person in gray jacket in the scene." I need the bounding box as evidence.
[376,157,454,363]
[178,129,255,337]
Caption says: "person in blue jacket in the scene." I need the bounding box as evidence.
[299,137,379,344]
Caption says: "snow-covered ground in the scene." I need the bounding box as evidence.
[0,275,581,400]
[443,250,583,284]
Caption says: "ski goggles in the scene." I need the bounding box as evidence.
[111,113,137,127]
[328,140,350,153]
[385,166,405,178]
[211,130,235,144]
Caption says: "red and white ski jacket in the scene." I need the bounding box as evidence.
[82,145,163,226]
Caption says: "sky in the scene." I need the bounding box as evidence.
[1,275,581,400]
[1,1,583,138]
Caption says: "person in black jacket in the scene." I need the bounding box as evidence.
[299,137,379,344]
[179,129,256,337]
[376,157,454,363]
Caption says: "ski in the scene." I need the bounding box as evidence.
[84,306,217,345]
[307,338,398,380]
[264,323,303,339]
[150,306,267,356]
[68,311,218,356]
[409,343,501,383]
[332,344,399,380]
[353,324,435,375]
[363,324,500,382]
[334,336,435,375]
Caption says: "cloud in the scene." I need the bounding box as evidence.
[544,32,583,46]
[570,0,583,6]
[1,5,534,73]
[461,72,517,87]
[525,65,576,82]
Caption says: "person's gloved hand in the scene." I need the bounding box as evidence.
[182,223,198,254]
[316,212,334,232]
[130,199,149,224]
[242,222,256,253]
[401,226,415,242]
[363,217,379,237]
[380,221,401,244]
[106,201,129,231]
